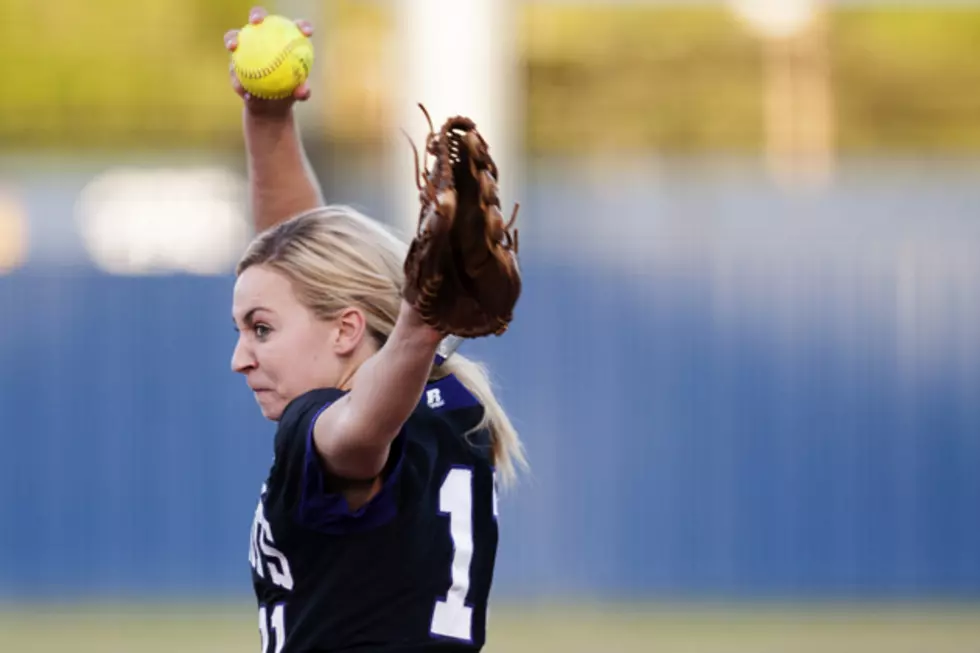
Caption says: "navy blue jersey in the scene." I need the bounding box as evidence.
[248,374,499,653]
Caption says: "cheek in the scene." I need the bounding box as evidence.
[271,331,342,392]
[253,340,296,394]
[298,333,345,387]
[253,342,282,381]
[300,347,341,385]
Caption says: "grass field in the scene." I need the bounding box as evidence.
[1,603,979,653]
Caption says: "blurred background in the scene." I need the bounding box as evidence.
[2,0,980,651]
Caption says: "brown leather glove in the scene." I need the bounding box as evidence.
[402,105,521,338]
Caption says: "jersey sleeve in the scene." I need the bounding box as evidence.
[263,375,488,536]
[265,388,408,535]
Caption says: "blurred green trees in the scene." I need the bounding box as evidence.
[2,1,980,155]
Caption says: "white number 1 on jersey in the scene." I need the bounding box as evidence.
[431,467,477,641]
[259,603,285,653]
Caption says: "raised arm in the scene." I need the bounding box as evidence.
[225,7,323,233]
[313,302,443,480]
[243,109,322,233]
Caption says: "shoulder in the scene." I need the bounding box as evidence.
[419,374,480,414]
[408,375,493,464]
[274,377,480,432]
[267,389,347,480]
[279,388,347,429]
[271,378,491,472]
[273,388,347,455]
[266,377,490,534]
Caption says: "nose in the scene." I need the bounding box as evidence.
[231,335,256,374]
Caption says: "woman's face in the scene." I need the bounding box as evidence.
[231,265,344,421]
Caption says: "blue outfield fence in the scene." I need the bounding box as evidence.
[2,156,980,600]
[1,251,978,601]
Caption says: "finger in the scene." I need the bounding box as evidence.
[295,19,314,37]
[293,83,311,101]
[223,29,239,51]
[229,62,246,97]
[249,6,267,25]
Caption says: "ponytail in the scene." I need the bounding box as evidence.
[430,354,527,489]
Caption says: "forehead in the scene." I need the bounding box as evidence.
[232,265,299,318]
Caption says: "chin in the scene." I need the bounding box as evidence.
[255,395,285,422]
[261,408,284,422]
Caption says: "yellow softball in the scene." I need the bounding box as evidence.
[232,15,314,100]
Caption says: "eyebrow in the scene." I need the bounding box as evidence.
[233,307,271,327]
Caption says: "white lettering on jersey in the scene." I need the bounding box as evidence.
[249,484,294,590]
[427,388,446,409]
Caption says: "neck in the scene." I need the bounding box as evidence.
[336,341,379,391]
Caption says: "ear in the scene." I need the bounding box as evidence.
[332,307,368,357]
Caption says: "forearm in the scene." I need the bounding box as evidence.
[244,109,323,232]
[344,303,442,443]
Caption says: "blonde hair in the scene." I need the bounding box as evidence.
[236,206,527,487]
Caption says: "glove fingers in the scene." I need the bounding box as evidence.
[402,111,521,338]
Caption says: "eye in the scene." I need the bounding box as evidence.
[253,324,272,340]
